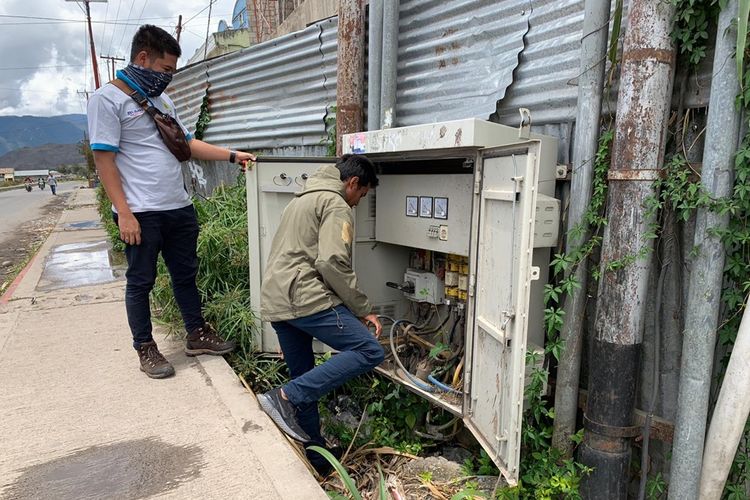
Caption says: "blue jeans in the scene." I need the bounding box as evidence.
[113,205,204,349]
[273,305,385,444]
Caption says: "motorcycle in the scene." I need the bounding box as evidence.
[24,184,32,192]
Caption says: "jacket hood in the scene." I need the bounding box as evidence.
[297,165,346,199]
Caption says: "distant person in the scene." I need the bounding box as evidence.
[23,177,32,192]
[87,24,254,379]
[37,177,45,190]
[47,174,57,195]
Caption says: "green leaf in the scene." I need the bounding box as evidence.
[739,0,750,88]
[308,446,362,500]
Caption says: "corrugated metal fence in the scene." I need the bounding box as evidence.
[169,17,338,155]
[170,0,711,155]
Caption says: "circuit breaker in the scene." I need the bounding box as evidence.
[249,118,561,486]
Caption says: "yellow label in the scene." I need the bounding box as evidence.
[341,221,353,244]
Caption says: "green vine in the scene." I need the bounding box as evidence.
[670,0,721,66]
[323,105,337,157]
[194,92,211,140]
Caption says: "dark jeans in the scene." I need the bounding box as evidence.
[113,205,204,349]
[273,305,385,444]
[50,184,56,195]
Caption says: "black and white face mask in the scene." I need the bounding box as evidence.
[120,63,173,97]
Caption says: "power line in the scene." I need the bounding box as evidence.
[106,0,122,55]
[0,65,88,71]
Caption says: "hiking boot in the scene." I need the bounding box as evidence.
[185,323,236,356]
[137,341,175,379]
[257,388,312,443]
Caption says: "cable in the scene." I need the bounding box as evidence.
[427,374,461,395]
[389,319,438,392]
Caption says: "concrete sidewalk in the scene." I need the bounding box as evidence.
[0,188,326,500]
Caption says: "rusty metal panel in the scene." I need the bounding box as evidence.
[169,17,338,153]
[395,0,530,127]
[493,0,586,126]
[168,62,209,137]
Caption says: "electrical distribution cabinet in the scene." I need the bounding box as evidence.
[246,118,560,485]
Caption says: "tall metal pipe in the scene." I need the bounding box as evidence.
[699,301,750,498]
[579,0,676,497]
[336,0,365,155]
[379,0,399,128]
[367,0,383,131]
[669,1,742,497]
[551,0,612,456]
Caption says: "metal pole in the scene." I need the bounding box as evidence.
[176,14,183,44]
[699,303,750,498]
[85,1,101,89]
[379,0,399,129]
[669,1,742,497]
[551,0,612,456]
[367,0,383,131]
[336,0,365,155]
[579,0,676,497]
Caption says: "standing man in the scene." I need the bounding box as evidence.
[258,155,384,470]
[87,25,254,379]
[47,174,57,195]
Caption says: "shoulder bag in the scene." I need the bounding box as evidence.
[111,79,192,162]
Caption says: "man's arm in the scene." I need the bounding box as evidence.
[314,204,380,336]
[93,151,141,245]
[189,139,255,166]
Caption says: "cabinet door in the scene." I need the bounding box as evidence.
[247,159,336,352]
[463,142,542,485]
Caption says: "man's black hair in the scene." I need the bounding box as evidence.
[130,25,182,62]
[337,154,379,188]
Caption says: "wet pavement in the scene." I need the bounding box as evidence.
[36,240,124,291]
[0,188,326,500]
[62,220,103,231]
[2,438,204,500]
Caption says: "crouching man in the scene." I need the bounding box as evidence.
[258,154,384,473]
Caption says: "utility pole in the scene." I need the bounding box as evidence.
[578,0,676,497]
[176,15,183,44]
[335,0,365,155]
[67,0,107,89]
[100,55,125,80]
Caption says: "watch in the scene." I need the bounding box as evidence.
[229,151,237,163]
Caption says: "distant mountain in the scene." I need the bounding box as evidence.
[0,143,86,170]
[0,114,88,156]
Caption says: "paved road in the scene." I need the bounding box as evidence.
[0,182,81,253]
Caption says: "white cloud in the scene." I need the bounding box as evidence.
[0,0,238,116]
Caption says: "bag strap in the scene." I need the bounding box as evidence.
[110,79,162,120]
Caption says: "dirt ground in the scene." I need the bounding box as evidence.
[0,192,69,294]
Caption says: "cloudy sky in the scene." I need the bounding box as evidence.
[0,0,239,117]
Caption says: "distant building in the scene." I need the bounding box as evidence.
[0,167,13,181]
[187,0,308,64]
[14,169,49,180]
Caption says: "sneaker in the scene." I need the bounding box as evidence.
[306,444,343,477]
[137,341,175,379]
[257,388,312,443]
[185,323,237,356]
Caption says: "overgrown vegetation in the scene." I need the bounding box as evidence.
[96,185,125,253]
[194,92,211,141]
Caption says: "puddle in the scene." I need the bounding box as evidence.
[37,241,124,291]
[1,437,204,500]
[63,220,103,231]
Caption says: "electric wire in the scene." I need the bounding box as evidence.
[388,319,438,392]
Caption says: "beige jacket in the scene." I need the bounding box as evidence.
[260,165,372,321]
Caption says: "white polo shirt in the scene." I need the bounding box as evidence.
[87,83,193,213]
